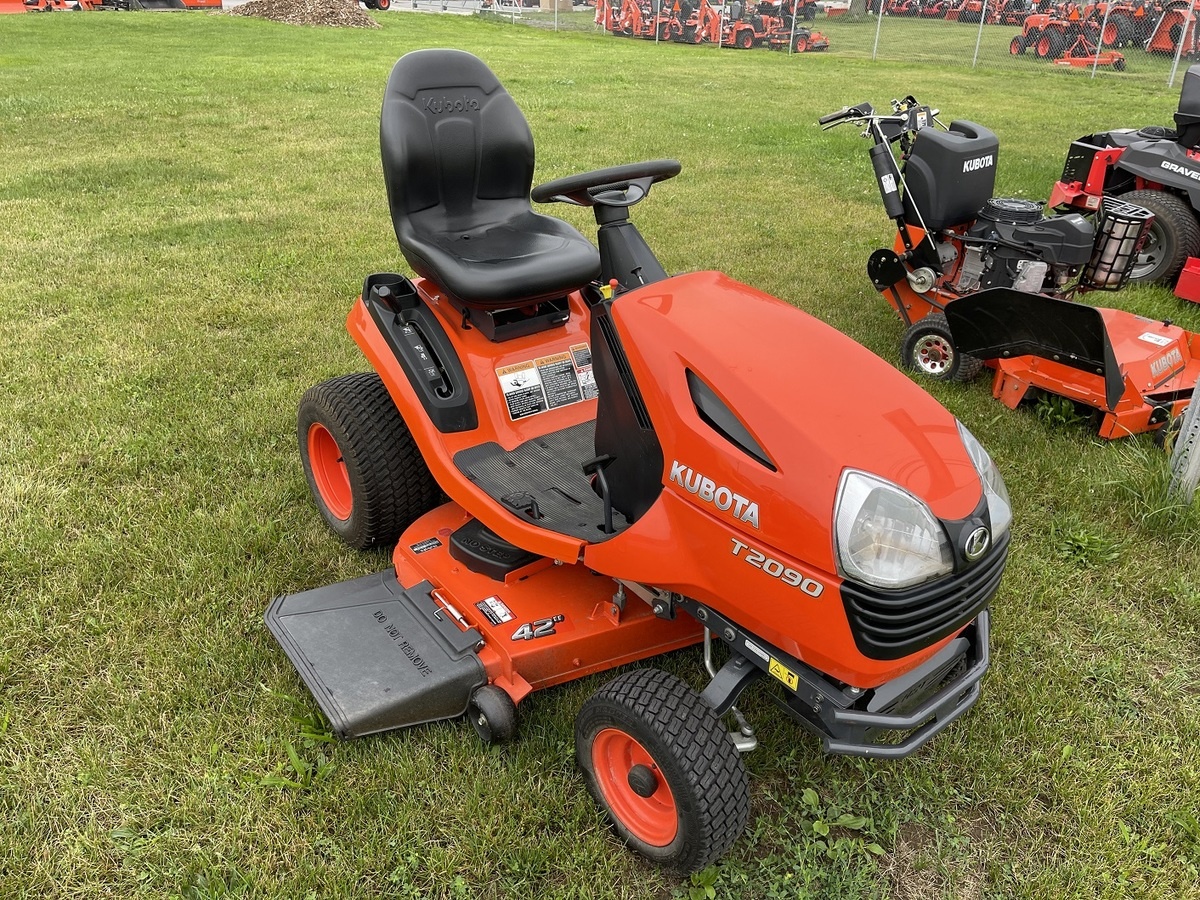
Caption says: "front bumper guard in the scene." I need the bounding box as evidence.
[684,597,990,760]
[819,610,989,758]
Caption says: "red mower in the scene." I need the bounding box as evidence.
[1050,63,1200,298]
[267,50,1011,872]
[823,96,1199,439]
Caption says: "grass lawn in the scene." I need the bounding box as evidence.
[1,9,1199,899]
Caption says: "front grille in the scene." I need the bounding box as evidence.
[840,530,1009,661]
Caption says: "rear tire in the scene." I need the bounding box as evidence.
[297,373,442,550]
[737,28,753,48]
[794,34,808,51]
[900,313,984,383]
[575,668,749,874]
[1121,189,1200,285]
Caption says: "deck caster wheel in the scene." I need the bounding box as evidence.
[900,313,983,383]
[467,684,516,745]
[575,668,749,873]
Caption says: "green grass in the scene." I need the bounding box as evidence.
[1,9,1199,899]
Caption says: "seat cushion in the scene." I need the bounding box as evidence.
[399,205,600,308]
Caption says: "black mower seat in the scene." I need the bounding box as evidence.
[1176,64,1200,149]
[380,49,601,310]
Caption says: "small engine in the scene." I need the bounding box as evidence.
[951,198,1095,294]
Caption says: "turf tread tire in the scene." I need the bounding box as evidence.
[1168,399,1200,502]
[1120,189,1200,286]
[298,372,441,550]
[575,668,749,874]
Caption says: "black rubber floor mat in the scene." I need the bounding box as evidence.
[453,421,627,541]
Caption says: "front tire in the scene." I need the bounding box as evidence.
[900,313,984,382]
[1121,189,1200,285]
[575,668,749,873]
[297,373,441,550]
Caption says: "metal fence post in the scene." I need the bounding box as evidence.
[1169,6,1193,87]
[872,3,883,60]
[1090,4,1113,79]
[971,0,987,68]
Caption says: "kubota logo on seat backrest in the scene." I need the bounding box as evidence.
[963,154,994,173]
[669,460,760,528]
[422,95,481,114]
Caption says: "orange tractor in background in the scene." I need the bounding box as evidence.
[672,0,722,42]
[1147,0,1200,55]
[722,0,828,50]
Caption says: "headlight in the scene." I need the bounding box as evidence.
[957,422,1012,540]
[834,470,954,590]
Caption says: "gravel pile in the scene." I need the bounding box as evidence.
[226,0,381,27]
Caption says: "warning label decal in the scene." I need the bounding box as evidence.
[476,596,514,626]
[497,342,598,420]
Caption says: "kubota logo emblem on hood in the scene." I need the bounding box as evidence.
[964,526,990,561]
[669,460,760,528]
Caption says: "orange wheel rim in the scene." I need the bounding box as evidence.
[307,423,352,521]
[591,729,677,847]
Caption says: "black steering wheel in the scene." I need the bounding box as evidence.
[531,159,681,209]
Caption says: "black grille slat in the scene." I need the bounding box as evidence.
[845,557,1006,627]
[841,531,1009,660]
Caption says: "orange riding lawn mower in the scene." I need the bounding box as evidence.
[821,96,1200,451]
[268,49,1012,872]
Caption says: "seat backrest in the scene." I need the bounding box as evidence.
[1175,64,1200,148]
[902,120,999,231]
[380,49,535,246]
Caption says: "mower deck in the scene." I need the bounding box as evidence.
[946,289,1200,438]
[270,502,705,737]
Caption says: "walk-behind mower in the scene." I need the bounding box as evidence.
[822,96,1200,439]
[1050,63,1200,297]
[266,50,1011,873]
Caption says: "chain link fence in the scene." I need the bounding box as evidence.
[401,0,1200,86]
[859,0,1199,84]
